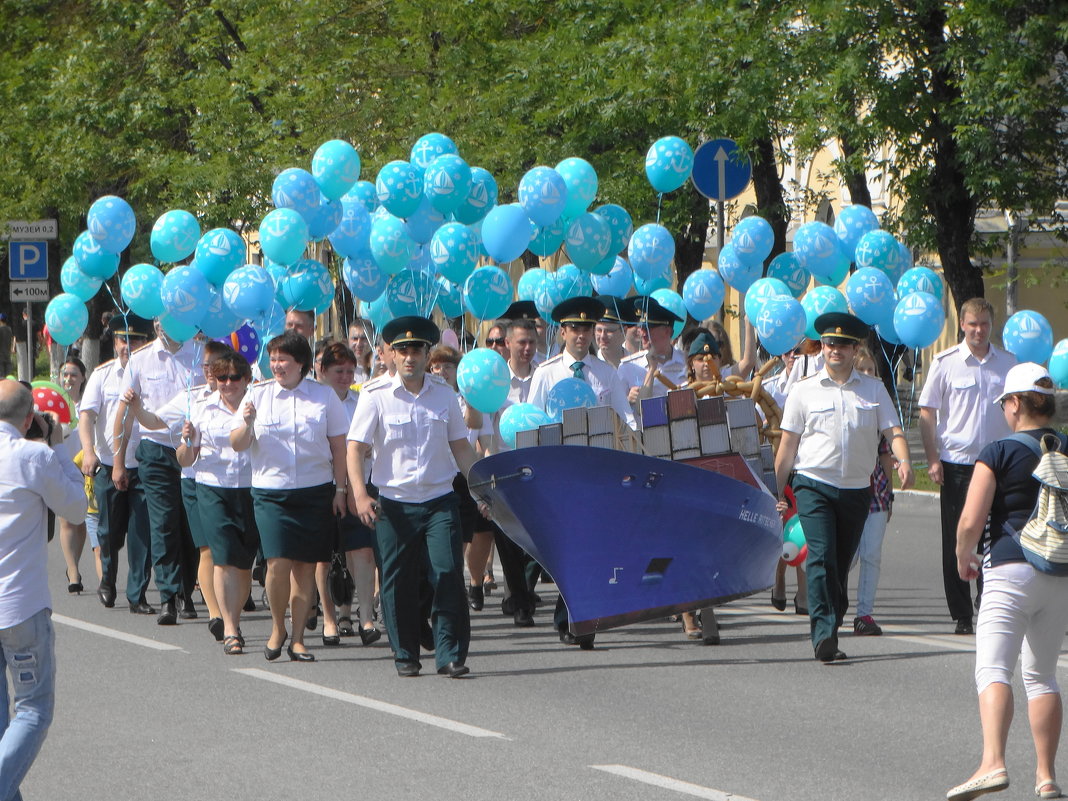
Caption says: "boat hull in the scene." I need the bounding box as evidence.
[469,446,783,635]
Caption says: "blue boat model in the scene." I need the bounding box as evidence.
[469,445,783,636]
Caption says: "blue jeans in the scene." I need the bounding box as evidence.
[0,609,55,801]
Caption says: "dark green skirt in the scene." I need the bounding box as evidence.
[251,483,333,563]
[196,483,260,570]
[181,478,208,549]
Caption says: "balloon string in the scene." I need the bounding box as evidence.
[656,193,663,225]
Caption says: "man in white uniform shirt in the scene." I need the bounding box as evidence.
[617,296,687,404]
[918,297,1015,635]
[347,316,481,679]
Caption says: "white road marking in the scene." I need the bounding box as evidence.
[234,668,510,739]
[52,613,185,652]
[591,764,760,800]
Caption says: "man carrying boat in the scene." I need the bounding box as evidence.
[617,296,687,406]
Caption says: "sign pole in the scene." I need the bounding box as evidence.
[24,302,32,380]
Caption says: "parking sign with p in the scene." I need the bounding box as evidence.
[10,241,49,280]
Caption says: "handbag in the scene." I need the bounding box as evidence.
[328,550,355,607]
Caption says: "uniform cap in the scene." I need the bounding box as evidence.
[551,296,606,325]
[814,312,869,344]
[687,331,721,358]
[107,313,153,339]
[629,295,682,327]
[382,316,440,348]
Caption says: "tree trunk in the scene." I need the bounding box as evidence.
[750,135,789,264]
[673,187,711,291]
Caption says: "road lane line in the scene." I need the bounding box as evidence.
[52,614,184,652]
[590,764,760,800]
[234,668,510,739]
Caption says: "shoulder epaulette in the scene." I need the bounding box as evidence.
[93,356,117,370]
[427,373,447,386]
[131,341,154,355]
[361,375,390,392]
[620,351,645,365]
[539,354,564,367]
[934,346,958,361]
[250,378,273,388]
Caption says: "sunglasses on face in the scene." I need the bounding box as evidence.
[486,338,506,346]
[215,374,243,383]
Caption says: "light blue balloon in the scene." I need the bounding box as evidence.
[329,198,372,258]
[1049,339,1068,389]
[833,205,880,257]
[306,197,343,241]
[423,154,472,215]
[272,168,320,217]
[628,223,675,281]
[846,267,897,326]
[44,294,87,346]
[430,222,479,284]
[259,208,309,267]
[375,160,423,218]
[410,132,458,173]
[731,216,775,268]
[743,277,791,322]
[815,253,850,288]
[898,241,914,273]
[518,166,568,227]
[767,252,810,298]
[854,229,903,284]
[793,221,847,282]
[194,228,245,288]
[73,230,119,280]
[199,286,242,338]
[258,300,286,338]
[159,312,199,343]
[594,204,634,255]
[454,166,498,225]
[893,291,945,349]
[645,136,694,193]
[585,252,617,277]
[533,272,568,322]
[457,347,510,413]
[897,266,944,303]
[61,256,103,302]
[150,210,200,264]
[518,268,548,301]
[565,213,612,272]
[499,402,551,449]
[223,264,276,321]
[718,242,761,293]
[876,319,901,346]
[369,212,417,275]
[405,195,446,245]
[633,261,672,295]
[342,180,378,215]
[651,288,687,338]
[592,257,633,298]
[360,294,392,332]
[265,261,288,305]
[481,203,531,264]
[1003,310,1055,364]
[280,259,333,312]
[682,269,724,320]
[87,195,136,254]
[342,250,387,303]
[801,285,848,340]
[464,266,513,320]
[555,157,598,218]
[386,269,436,318]
[528,218,567,258]
[121,263,166,319]
[436,277,464,319]
[545,377,598,423]
[554,264,593,300]
[312,139,361,200]
[753,295,807,356]
[161,264,211,327]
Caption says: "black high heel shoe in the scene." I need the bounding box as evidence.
[322,633,341,647]
[794,596,809,616]
[66,569,83,594]
[287,644,316,662]
[264,633,288,662]
[770,593,787,611]
[359,626,382,646]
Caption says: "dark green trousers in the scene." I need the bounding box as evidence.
[375,492,470,669]
[95,464,151,604]
[136,440,188,603]
[792,475,872,649]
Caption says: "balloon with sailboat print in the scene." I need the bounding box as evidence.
[194,228,245,288]
[565,212,612,271]
[529,217,567,258]
[519,166,568,227]
[1002,310,1054,364]
[410,132,458,174]
[854,229,904,284]
[1049,339,1068,389]
[343,180,378,215]
[312,139,361,200]
[793,221,847,282]
[369,211,417,275]
[682,268,725,320]
[121,263,166,319]
[717,242,761,293]
[279,259,333,313]
[329,197,372,258]
[61,256,103,302]
[73,230,119,280]
[801,285,848,340]
[517,267,549,302]
[44,294,88,347]
[342,250,387,303]
[594,203,634,255]
[198,286,242,338]
[265,261,288,305]
[553,263,593,300]
[766,252,810,298]
[457,347,511,414]
[743,277,790,322]
[463,265,513,320]
[161,264,211,327]
[271,168,320,219]
[555,157,598,219]
[645,136,694,193]
[730,215,775,269]
[481,203,532,264]
[533,273,569,322]
[454,166,498,225]
[223,264,276,321]
[897,266,944,303]
[633,260,672,295]
[386,269,436,318]
[374,160,424,218]
[499,403,551,449]
[754,295,807,356]
[423,153,472,215]
[651,288,687,338]
[545,377,599,423]
[404,195,446,244]
[845,267,896,326]
[258,301,286,339]
[833,204,880,258]
[86,195,136,254]
[435,277,465,319]
[628,223,675,281]
[430,222,479,285]
[893,291,944,350]
[592,256,633,298]
[259,208,309,267]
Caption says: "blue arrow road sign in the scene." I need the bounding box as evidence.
[691,139,752,202]
[9,240,49,280]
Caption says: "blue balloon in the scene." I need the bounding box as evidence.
[1003,310,1055,364]
[801,286,849,340]
[718,243,761,293]
[897,266,944,303]
[306,197,343,241]
[651,288,687,338]
[555,157,598,219]
[312,139,361,200]
[645,136,694,193]
[893,291,945,349]
[342,180,378,215]
[554,264,593,300]
[423,154,472,215]
[375,160,423,218]
[846,267,897,326]
[61,256,102,302]
[405,195,446,245]
[410,132,458,173]
[369,212,416,275]
[633,261,672,295]
[516,268,547,303]
[199,286,242,338]
[815,253,850,288]
[454,166,498,225]
[833,205,880,257]
[272,168,320,218]
[194,228,245,288]
[457,348,510,413]
[1049,339,1068,389]
[519,166,569,227]
[464,266,513,320]
[329,198,372,258]
[767,252,810,298]
[876,319,901,346]
[754,295,807,356]
[223,264,276,321]
[532,272,568,322]
[743,277,791,321]
[280,259,333,312]
[594,203,634,255]
[898,241,914,273]
[793,222,847,282]
[159,312,199,343]
[430,222,479,284]
[73,230,119,280]
[731,216,775,268]
[682,269,725,320]
[386,269,436,318]
[592,257,633,297]
[360,294,392,332]
[87,195,136,254]
[854,229,903,284]
[161,264,211,327]
[436,277,465,319]
[265,261,289,305]
[528,218,567,258]
[545,377,598,422]
[342,250,387,303]
[44,294,88,346]
[259,208,309,267]
[258,300,286,338]
[565,213,612,272]
[150,210,200,264]
[481,203,531,264]
[499,402,551,449]
[121,263,166,319]
[628,223,675,281]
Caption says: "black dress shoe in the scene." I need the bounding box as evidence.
[834,649,848,661]
[129,600,156,615]
[576,634,595,650]
[558,627,577,645]
[264,634,287,661]
[287,645,315,662]
[814,637,838,663]
[420,621,435,652]
[513,608,535,627]
[955,618,974,635]
[178,595,197,620]
[396,661,421,677]
[437,661,470,678]
[358,626,382,646]
[208,617,224,641]
[157,598,177,626]
[501,596,516,616]
[98,583,116,608]
[322,634,341,647]
[467,584,484,611]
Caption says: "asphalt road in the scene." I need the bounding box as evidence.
[23,492,1066,801]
